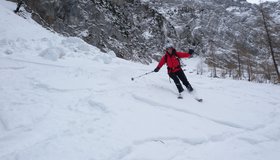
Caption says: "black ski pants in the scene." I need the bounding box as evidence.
[169,69,192,93]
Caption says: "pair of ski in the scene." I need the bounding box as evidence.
[178,91,203,102]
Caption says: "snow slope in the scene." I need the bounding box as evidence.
[1,1,280,160]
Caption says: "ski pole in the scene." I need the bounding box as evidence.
[131,71,154,81]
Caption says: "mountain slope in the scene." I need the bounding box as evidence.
[1,1,280,160]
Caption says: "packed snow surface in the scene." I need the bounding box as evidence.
[1,1,280,160]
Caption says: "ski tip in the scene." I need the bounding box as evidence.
[196,98,203,102]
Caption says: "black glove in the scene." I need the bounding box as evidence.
[154,67,160,72]
[188,49,194,55]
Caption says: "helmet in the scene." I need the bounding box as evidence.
[164,43,174,50]
[164,38,174,50]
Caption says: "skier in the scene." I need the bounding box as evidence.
[14,0,24,13]
[153,44,194,98]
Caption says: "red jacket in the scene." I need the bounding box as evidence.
[156,50,191,73]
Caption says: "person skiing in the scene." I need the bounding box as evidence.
[154,44,194,98]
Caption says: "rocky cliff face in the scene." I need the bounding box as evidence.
[23,0,175,63]
[22,0,279,63]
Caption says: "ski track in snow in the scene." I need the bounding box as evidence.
[1,1,280,160]
[131,92,276,132]
[4,53,280,160]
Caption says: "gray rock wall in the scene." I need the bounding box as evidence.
[20,0,280,63]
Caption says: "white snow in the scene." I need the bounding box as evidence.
[39,47,66,61]
[247,0,279,4]
[1,1,280,160]
[142,31,153,40]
